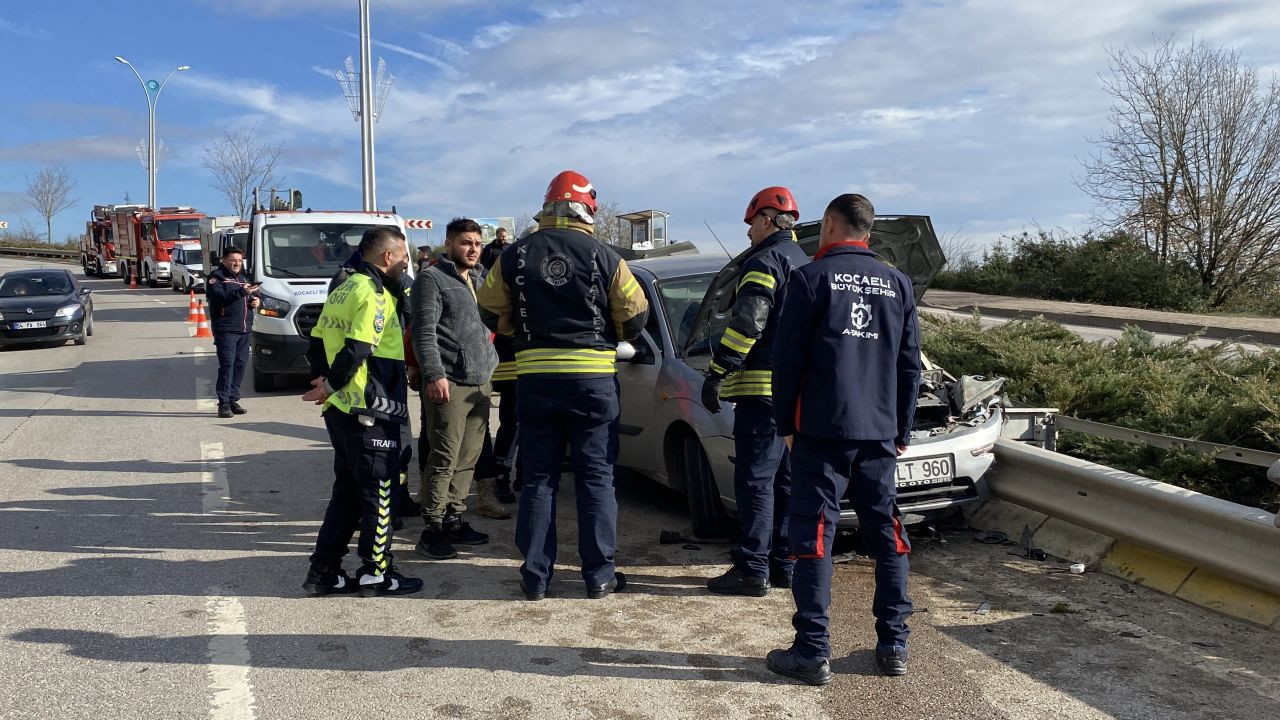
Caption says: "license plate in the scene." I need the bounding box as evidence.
[895,454,954,488]
[12,321,47,330]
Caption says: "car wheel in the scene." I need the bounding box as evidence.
[74,332,86,346]
[86,312,94,337]
[683,435,733,539]
[253,366,275,392]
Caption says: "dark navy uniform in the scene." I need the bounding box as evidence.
[772,239,921,659]
[205,265,255,407]
[709,229,808,582]
[477,221,648,595]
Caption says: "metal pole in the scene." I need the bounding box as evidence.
[148,103,157,209]
[359,0,377,211]
[114,58,187,209]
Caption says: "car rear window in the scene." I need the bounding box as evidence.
[656,274,714,351]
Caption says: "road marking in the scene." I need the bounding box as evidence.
[202,441,258,720]
[197,377,217,412]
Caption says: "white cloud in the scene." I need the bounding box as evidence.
[178,0,1280,249]
[471,22,518,50]
[0,18,50,40]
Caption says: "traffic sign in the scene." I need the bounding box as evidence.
[405,218,433,230]
[0,221,8,229]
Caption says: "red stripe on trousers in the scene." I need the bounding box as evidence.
[892,515,911,554]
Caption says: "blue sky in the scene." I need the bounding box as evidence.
[3,1,1280,255]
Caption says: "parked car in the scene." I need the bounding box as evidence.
[0,268,94,348]
[614,217,1055,537]
[169,243,205,293]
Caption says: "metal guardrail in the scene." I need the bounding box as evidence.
[0,246,78,263]
[1057,415,1280,468]
[990,439,1280,593]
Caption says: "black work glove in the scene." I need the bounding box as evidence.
[700,374,722,414]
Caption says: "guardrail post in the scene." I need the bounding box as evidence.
[1270,460,1280,529]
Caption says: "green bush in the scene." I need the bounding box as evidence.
[921,314,1280,511]
[934,230,1213,312]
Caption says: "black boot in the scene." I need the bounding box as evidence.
[766,648,833,686]
[494,473,517,504]
[445,513,489,546]
[415,524,457,560]
[707,566,769,597]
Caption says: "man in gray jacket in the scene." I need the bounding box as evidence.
[412,217,499,560]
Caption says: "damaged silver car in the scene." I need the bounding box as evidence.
[614,216,1055,537]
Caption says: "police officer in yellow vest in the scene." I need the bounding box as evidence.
[302,226,424,597]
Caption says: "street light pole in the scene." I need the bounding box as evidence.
[358,0,377,211]
[114,57,190,209]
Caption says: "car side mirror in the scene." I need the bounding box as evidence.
[80,288,91,295]
[616,341,637,361]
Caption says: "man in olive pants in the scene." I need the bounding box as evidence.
[412,218,499,560]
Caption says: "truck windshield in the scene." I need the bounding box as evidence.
[157,219,201,240]
[262,224,376,279]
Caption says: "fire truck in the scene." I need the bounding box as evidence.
[110,206,207,287]
[81,204,139,277]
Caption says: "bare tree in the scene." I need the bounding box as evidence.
[202,124,286,218]
[23,163,77,244]
[593,201,625,247]
[1080,38,1280,306]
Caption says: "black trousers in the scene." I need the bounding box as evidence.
[213,332,250,404]
[309,409,404,577]
[492,379,518,469]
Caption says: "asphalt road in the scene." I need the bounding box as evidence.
[2,256,1278,720]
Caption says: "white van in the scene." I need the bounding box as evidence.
[231,209,411,391]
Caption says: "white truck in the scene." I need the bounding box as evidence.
[228,206,411,391]
[199,216,249,276]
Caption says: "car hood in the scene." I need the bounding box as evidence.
[0,295,73,313]
[681,215,945,357]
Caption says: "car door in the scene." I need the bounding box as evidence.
[614,277,664,473]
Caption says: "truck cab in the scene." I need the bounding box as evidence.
[138,208,205,288]
[230,209,411,391]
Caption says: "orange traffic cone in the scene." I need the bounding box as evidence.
[187,290,200,322]
[129,266,138,289]
[193,300,213,339]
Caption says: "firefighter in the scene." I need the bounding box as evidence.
[768,193,920,684]
[476,170,649,601]
[701,186,808,597]
[301,226,424,597]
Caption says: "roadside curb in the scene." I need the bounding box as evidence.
[932,303,1280,346]
[968,499,1280,630]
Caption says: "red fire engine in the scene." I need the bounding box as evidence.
[110,206,207,288]
[81,204,139,277]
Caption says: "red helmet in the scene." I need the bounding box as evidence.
[743,186,799,224]
[544,170,598,216]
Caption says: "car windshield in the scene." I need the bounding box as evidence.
[0,273,71,298]
[656,273,714,352]
[262,224,375,279]
[179,245,201,264]
[157,219,201,240]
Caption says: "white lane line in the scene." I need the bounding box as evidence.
[197,376,218,413]
[202,441,258,720]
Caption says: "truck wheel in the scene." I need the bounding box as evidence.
[122,263,131,285]
[146,267,159,288]
[683,435,732,539]
[253,367,276,393]
[83,259,95,277]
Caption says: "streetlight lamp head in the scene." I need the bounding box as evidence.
[114,56,128,64]
[177,65,191,71]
